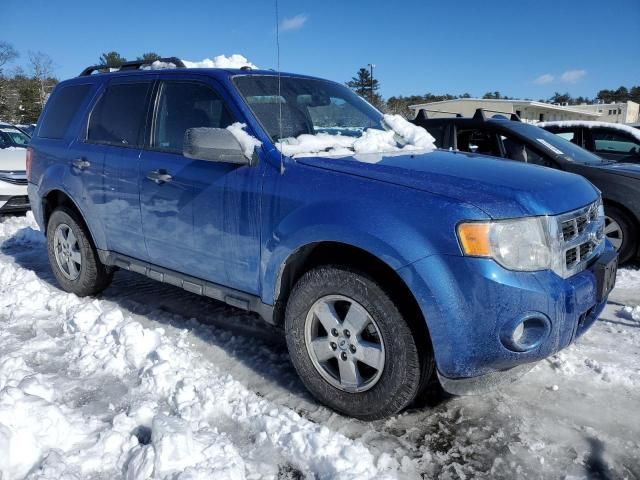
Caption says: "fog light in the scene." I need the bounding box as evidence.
[500,314,551,352]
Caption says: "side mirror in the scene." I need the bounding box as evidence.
[183,128,255,166]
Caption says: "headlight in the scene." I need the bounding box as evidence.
[457,217,551,271]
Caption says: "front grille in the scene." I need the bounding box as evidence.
[565,241,595,269]
[556,200,604,276]
[560,202,599,241]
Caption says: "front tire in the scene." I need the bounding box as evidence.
[285,265,432,420]
[47,206,113,296]
[604,206,637,264]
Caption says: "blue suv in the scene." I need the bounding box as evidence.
[27,58,617,419]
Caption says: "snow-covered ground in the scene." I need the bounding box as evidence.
[0,214,638,479]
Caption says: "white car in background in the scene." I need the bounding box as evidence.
[0,123,30,215]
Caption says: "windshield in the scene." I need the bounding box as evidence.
[234,75,383,142]
[510,123,606,165]
[0,127,30,147]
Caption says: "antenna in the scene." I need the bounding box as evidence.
[275,0,285,174]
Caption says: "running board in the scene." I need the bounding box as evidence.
[97,250,275,324]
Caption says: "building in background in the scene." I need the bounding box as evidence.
[408,98,604,123]
[567,101,639,124]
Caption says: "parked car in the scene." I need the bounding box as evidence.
[16,124,36,136]
[412,110,639,263]
[0,123,30,215]
[539,120,640,164]
[28,59,617,419]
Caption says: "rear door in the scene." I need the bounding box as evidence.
[84,76,155,259]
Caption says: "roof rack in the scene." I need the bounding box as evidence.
[473,108,521,122]
[79,57,186,77]
[415,108,463,121]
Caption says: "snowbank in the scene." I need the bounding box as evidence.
[277,114,437,158]
[0,214,387,480]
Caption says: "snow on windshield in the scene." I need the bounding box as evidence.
[150,54,258,70]
[276,114,437,158]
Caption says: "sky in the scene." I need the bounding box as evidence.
[2,0,639,100]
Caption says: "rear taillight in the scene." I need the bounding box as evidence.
[26,147,33,182]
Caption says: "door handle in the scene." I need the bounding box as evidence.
[146,169,173,184]
[71,158,91,170]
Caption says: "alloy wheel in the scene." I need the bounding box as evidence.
[304,294,385,393]
[604,215,623,251]
[53,223,82,280]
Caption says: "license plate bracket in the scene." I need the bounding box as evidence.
[593,250,618,302]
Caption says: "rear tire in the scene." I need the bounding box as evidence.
[47,206,113,296]
[604,205,637,264]
[285,265,433,420]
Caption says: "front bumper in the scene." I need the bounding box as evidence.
[397,243,616,388]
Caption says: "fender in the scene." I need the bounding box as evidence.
[260,193,486,305]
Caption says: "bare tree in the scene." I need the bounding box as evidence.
[0,41,19,73]
[28,51,55,107]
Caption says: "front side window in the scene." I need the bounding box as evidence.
[499,134,554,167]
[39,84,92,139]
[87,82,151,147]
[234,75,382,141]
[456,128,501,157]
[152,82,234,153]
[591,129,640,154]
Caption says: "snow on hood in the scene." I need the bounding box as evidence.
[276,114,437,159]
[148,54,258,70]
[539,120,640,142]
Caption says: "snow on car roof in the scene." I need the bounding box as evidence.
[539,120,640,141]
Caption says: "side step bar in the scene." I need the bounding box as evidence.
[97,250,275,324]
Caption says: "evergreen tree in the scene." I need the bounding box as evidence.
[346,67,383,109]
[99,51,127,67]
[137,52,162,62]
[16,76,41,123]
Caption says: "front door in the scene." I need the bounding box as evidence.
[139,77,262,292]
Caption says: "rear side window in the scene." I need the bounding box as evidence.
[591,129,640,154]
[88,83,151,147]
[38,84,91,139]
[152,81,234,153]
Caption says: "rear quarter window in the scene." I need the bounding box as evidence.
[38,84,92,139]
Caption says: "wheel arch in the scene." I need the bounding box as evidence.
[41,189,105,250]
[272,241,433,351]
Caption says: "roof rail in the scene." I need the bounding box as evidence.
[79,57,186,77]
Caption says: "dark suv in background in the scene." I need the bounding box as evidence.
[412,110,640,263]
[539,121,640,164]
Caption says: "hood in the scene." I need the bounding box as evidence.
[592,162,640,181]
[296,150,599,218]
[0,147,27,172]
